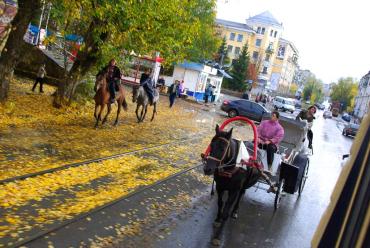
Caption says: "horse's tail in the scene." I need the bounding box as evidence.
[122,97,128,111]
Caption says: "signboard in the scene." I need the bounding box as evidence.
[0,0,17,52]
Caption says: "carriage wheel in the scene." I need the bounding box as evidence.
[298,159,310,196]
[274,179,285,211]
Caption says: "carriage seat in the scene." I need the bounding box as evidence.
[243,141,282,175]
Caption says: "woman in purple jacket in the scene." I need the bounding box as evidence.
[257,111,285,171]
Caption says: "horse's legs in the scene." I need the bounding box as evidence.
[150,102,157,122]
[212,189,239,246]
[141,105,148,122]
[231,189,245,219]
[135,104,141,122]
[94,105,99,120]
[214,188,224,226]
[95,104,105,128]
[114,101,121,126]
[139,105,145,122]
[102,104,112,124]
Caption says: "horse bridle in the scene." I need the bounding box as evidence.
[207,136,234,168]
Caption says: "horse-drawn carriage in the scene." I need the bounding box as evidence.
[203,114,311,209]
[249,114,310,209]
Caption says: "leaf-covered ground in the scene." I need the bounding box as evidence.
[0,77,220,246]
[0,78,213,180]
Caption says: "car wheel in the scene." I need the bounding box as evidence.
[290,111,294,114]
[228,109,238,118]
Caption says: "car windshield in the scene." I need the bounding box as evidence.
[284,99,295,105]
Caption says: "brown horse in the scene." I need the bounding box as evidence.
[94,72,128,128]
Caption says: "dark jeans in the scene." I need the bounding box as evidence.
[258,143,277,167]
[307,129,313,148]
[32,77,44,92]
[204,94,209,103]
[109,80,116,101]
[143,84,154,103]
[169,93,176,107]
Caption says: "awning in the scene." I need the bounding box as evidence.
[218,69,233,79]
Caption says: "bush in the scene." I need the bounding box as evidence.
[74,77,96,102]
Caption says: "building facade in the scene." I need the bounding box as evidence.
[216,11,299,94]
[354,71,370,119]
[271,38,299,92]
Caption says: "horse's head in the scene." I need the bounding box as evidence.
[203,124,233,175]
[132,86,139,103]
[94,72,107,92]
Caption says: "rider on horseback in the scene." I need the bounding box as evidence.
[98,59,121,103]
[140,69,155,105]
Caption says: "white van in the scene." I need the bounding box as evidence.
[273,96,295,113]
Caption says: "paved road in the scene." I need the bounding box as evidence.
[17,101,354,248]
[153,109,354,248]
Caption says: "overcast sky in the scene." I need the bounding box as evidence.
[216,0,370,84]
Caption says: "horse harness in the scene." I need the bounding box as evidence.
[207,137,240,178]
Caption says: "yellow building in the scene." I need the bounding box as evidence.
[216,11,299,93]
[271,38,299,92]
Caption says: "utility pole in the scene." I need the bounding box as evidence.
[45,3,52,35]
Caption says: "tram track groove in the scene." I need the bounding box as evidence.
[0,134,208,185]
[10,162,204,248]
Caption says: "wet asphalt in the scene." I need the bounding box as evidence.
[153,109,354,248]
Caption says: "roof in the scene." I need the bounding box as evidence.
[246,11,282,28]
[177,61,204,72]
[215,19,255,33]
[279,38,299,55]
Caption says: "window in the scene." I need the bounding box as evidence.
[261,27,265,34]
[237,34,243,42]
[262,67,268,74]
[255,39,262,47]
[252,51,259,60]
[270,30,274,36]
[234,47,240,55]
[274,31,277,38]
[227,45,233,53]
[229,32,235,41]
[265,54,270,61]
[257,27,261,34]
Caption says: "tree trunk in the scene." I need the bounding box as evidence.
[0,0,41,102]
[54,19,108,107]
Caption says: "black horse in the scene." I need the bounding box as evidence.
[203,125,260,246]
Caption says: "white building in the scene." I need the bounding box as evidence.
[354,71,370,119]
[172,62,230,102]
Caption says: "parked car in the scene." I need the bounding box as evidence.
[273,96,295,113]
[323,111,332,119]
[221,99,269,122]
[295,100,302,109]
[342,113,351,122]
[342,123,359,137]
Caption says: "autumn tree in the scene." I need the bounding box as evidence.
[215,36,228,65]
[224,43,249,91]
[330,77,358,111]
[303,76,324,104]
[0,0,41,102]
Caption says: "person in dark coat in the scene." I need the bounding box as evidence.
[296,105,317,149]
[98,59,121,103]
[140,69,155,104]
[169,80,179,107]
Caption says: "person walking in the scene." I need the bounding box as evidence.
[204,84,210,104]
[296,105,317,149]
[169,80,179,108]
[210,85,216,102]
[32,64,47,93]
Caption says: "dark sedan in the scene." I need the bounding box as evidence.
[220,99,269,122]
[342,123,359,137]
